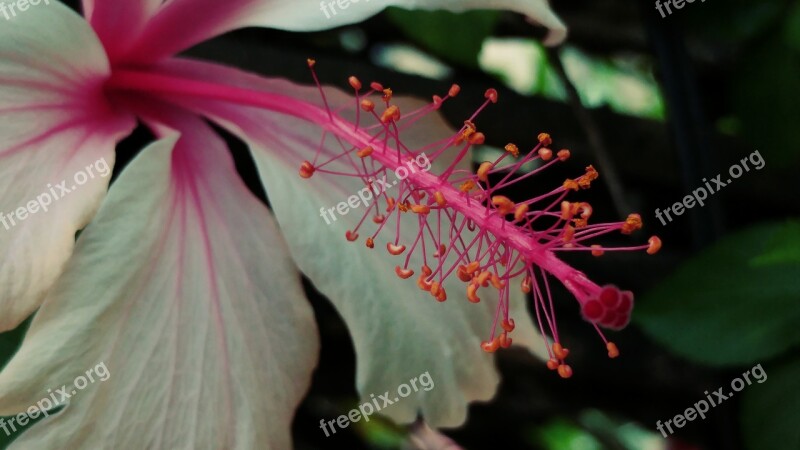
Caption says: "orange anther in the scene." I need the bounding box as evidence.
[484,88,498,103]
[552,342,570,360]
[498,332,512,348]
[370,81,383,91]
[432,95,443,108]
[417,274,433,291]
[299,161,315,179]
[421,264,433,276]
[492,195,515,215]
[546,359,559,371]
[345,230,359,241]
[459,180,476,193]
[558,364,573,379]
[591,245,605,257]
[348,76,362,91]
[434,191,447,207]
[468,132,485,145]
[435,287,447,302]
[307,58,316,68]
[448,84,461,97]
[501,318,516,332]
[578,165,599,189]
[433,244,447,257]
[381,105,401,123]
[386,197,396,212]
[491,273,506,289]
[562,225,575,243]
[607,342,620,359]
[475,271,491,286]
[504,143,520,158]
[538,148,553,161]
[372,214,385,224]
[557,149,571,161]
[382,88,393,102]
[563,179,579,191]
[621,213,643,235]
[647,236,662,255]
[360,99,375,112]
[467,283,481,303]
[395,266,414,279]
[387,243,406,255]
[538,132,552,146]
[465,261,481,274]
[477,162,494,182]
[514,203,529,222]
[457,266,472,282]
[481,339,499,353]
[561,201,572,220]
[357,146,373,158]
[521,275,532,294]
[366,237,374,249]
[397,201,410,212]
[411,204,430,214]
[430,281,441,296]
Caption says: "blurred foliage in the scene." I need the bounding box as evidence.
[636,221,800,366]
[741,359,800,450]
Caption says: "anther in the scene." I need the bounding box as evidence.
[299,161,315,179]
[514,203,529,222]
[558,364,573,379]
[647,236,662,255]
[491,196,515,215]
[538,148,553,161]
[372,214,385,224]
[521,275,532,294]
[537,132,552,146]
[370,81,383,91]
[557,149,571,161]
[552,342,570,360]
[307,58,316,68]
[360,99,375,112]
[477,162,494,182]
[481,339,499,353]
[365,237,374,249]
[468,132,485,145]
[381,105,401,123]
[484,88,498,103]
[546,359,559,370]
[591,245,604,257]
[421,264,433,276]
[459,180,476,193]
[504,143,520,158]
[434,191,447,207]
[606,342,620,358]
[395,266,415,279]
[448,84,461,97]
[382,88,393,102]
[348,76,362,91]
[387,243,406,255]
[466,283,481,303]
[357,146,373,158]
[417,274,433,291]
[432,95,443,108]
[475,271,491,286]
[578,165,599,188]
[411,204,431,214]
[621,213,643,235]
[491,273,506,289]
[345,230,359,241]
[501,318,516,332]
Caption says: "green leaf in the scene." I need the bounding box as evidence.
[635,222,800,366]
[751,221,800,266]
[385,8,500,68]
[742,360,800,450]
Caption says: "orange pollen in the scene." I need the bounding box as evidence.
[370,81,383,91]
[457,266,472,282]
[537,132,553,146]
[521,275,532,294]
[459,180,476,193]
[557,149,571,161]
[498,332,512,348]
[558,364,573,379]
[387,243,406,255]
[448,84,461,97]
[491,195,515,215]
[563,179,579,191]
[465,261,481,274]
[475,271,491,286]
[552,342,570,360]
[538,148,553,161]
[421,264,433,276]
[345,230,359,241]
[514,203,529,222]
[562,225,575,243]
[306,58,316,68]
[578,165,599,188]
[432,95,443,108]
[356,146,374,158]
[382,88,393,102]
[433,191,447,207]
[299,161,315,179]
[348,76,362,91]
[397,201,410,213]
[490,273,505,289]
[501,318,516,332]
[591,245,605,257]
[621,213,643,235]
[607,342,620,358]
[433,243,447,257]
[466,283,481,303]
[546,359,559,371]
[365,237,374,249]
[417,274,433,291]
[395,266,414,279]
[647,236,662,255]
[411,204,431,215]
[372,214,385,224]
[504,143,520,158]
[481,339,499,353]
[380,105,401,123]
[360,99,375,112]
[468,132,486,145]
[385,197,396,212]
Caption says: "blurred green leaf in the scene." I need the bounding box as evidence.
[534,418,602,450]
[751,221,800,266]
[0,318,33,449]
[385,8,499,68]
[686,0,784,43]
[741,360,800,450]
[635,222,800,366]
[784,2,800,52]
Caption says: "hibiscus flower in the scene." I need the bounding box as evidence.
[0,1,657,448]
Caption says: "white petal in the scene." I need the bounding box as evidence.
[0,120,319,449]
[0,1,135,331]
